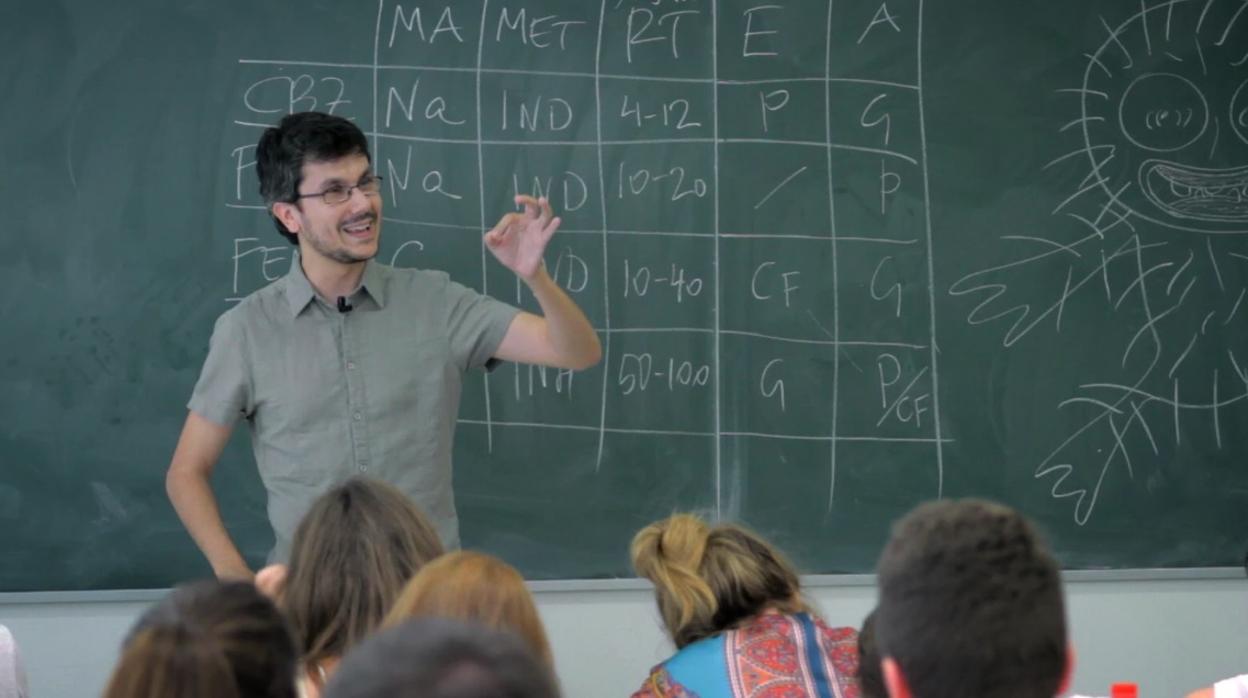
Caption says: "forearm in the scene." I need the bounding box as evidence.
[524,268,602,370]
[166,466,251,579]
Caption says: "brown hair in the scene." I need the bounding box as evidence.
[281,478,445,668]
[630,513,809,648]
[103,580,296,698]
[383,551,554,668]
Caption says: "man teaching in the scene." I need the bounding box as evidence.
[166,111,602,579]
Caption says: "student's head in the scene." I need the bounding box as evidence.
[857,609,886,698]
[256,111,381,263]
[383,551,554,668]
[630,513,808,648]
[103,580,297,698]
[0,625,29,698]
[323,618,561,698]
[281,478,445,671]
[875,499,1071,698]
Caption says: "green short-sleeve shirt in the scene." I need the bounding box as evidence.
[188,259,519,560]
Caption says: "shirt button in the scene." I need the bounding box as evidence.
[353,412,362,421]
[359,465,368,472]
[347,361,356,370]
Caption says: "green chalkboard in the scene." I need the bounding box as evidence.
[3,0,1247,591]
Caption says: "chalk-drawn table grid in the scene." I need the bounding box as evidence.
[225,0,946,515]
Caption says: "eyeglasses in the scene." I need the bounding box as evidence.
[296,175,385,206]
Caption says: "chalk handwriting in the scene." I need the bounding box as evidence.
[514,363,576,400]
[623,260,703,302]
[625,8,698,62]
[858,3,902,44]
[389,5,464,48]
[751,262,800,307]
[386,79,467,128]
[243,75,349,116]
[220,0,967,520]
[232,238,289,298]
[619,95,701,130]
[619,353,711,394]
[617,161,708,201]
[876,355,931,429]
[742,6,783,57]
[512,172,589,212]
[760,358,787,410]
[552,247,591,293]
[502,91,575,132]
[495,7,586,49]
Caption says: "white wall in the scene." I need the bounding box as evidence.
[2,578,1245,698]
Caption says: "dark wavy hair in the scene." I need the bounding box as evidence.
[255,111,370,245]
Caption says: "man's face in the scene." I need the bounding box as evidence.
[287,153,383,266]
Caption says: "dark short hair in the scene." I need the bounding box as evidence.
[875,499,1067,698]
[323,618,561,698]
[105,580,297,698]
[856,609,885,698]
[255,111,371,245]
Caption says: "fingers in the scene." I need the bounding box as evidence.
[487,211,516,240]
[491,198,559,246]
[515,194,539,219]
[542,215,562,238]
[515,194,556,225]
[254,564,288,600]
[538,197,553,228]
[484,225,504,248]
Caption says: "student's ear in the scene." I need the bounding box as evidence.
[271,202,302,236]
[882,657,913,698]
[1057,644,1076,695]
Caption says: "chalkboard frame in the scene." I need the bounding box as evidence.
[6,0,1248,591]
[0,567,1243,606]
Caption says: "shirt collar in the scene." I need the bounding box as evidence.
[360,259,387,309]
[283,254,387,318]
[284,254,318,318]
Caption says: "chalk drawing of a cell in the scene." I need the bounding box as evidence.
[951,0,1248,525]
[1077,0,1248,231]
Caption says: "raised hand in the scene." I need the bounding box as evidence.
[485,195,561,281]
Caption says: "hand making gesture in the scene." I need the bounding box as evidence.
[485,195,561,281]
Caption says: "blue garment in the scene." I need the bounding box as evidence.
[663,633,731,698]
[632,612,861,698]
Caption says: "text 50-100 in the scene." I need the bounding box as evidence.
[618,353,711,395]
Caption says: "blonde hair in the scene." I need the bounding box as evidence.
[630,513,809,648]
[383,551,554,668]
[281,478,445,668]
